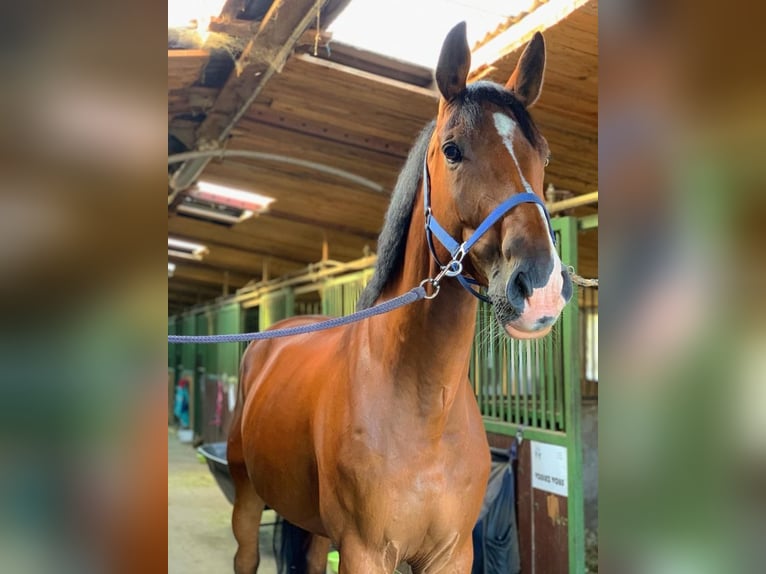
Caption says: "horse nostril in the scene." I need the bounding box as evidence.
[561,269,573,302]
[515,270,533,300]
[506,267,533,309]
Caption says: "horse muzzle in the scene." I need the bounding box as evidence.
[497,258,572,339]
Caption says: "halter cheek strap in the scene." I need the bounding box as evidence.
[422,156,556,303]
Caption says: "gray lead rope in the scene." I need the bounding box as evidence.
[568,266,599,287]
[168,287,426,344]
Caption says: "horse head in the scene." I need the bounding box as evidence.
[427,22,573,339]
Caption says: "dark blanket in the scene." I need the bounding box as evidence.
[472,454,521,574]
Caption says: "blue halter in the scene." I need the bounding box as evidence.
[422,156,556,303]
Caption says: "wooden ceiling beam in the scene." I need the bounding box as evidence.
[225,122,401,192]
[168,49,211,92]
[167,229,307,277]
[171,263,251,287]
[219,0,245,21]
[168,281,223,297]
[290,54,437,103]
[168,86,219,117]
[169,216,319,265]
[170,0,331,201]
[167,289,214,305]
[300,40,434,88]
[268,209,378,241]
[169,214,370,266]
[201,0,331,143]
[168,295,199,307]
[243,103,411,159]
[199,161,389,232]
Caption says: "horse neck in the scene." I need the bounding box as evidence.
[368,187,479,423]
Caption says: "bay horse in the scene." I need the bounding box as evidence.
[228,22,572,574]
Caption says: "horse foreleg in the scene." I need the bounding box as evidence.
[230,459,265,573]
[306,534,331,574]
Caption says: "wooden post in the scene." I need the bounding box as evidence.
[262,258,271,282]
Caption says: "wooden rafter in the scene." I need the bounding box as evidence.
[169,0,331,203]
[171,263,251,287]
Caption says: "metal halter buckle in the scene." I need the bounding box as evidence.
[419,278,441,300]
[418,243,467,300]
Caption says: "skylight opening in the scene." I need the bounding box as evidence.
[168,0,227,43]
[326,0,538,69]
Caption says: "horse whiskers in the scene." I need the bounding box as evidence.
[474,319,502,355]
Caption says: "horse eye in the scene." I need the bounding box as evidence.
[442,142,462,163]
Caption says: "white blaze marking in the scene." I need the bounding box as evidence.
[492,112,560,280]
[492,112,534,195]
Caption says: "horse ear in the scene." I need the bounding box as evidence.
[435,21,471,102]
[505,32,546,108]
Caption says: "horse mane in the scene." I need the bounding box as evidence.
[356,82,543,310]
[356,121,435,310]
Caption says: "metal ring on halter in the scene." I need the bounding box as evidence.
[419,278,441,300]
[445,260,463,277]
[444,245,466,277]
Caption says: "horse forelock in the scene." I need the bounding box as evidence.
[451,81,544,151]
[356,121,435,310]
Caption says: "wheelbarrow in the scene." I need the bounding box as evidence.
[196,442,235,505]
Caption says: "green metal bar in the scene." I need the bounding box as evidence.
[519,341,529,427]
[556,332,565,429]
[475,338,482,415]
[470,344,478,410]
[489,317,495,418]
[503,339,510,423]
[512,339,520,425]
[527,341,540,428]
[472,312,479,412]
[577,213,598,231]
[482,419,568,446]
[557,216,585,574]
[486,314,492,418]
[545,332,555,430]
[537,338,545,429]
[493,334,500,421]
[180,313,196,384]
[194,313,209,437]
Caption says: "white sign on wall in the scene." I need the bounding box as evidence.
[530,441,568,497]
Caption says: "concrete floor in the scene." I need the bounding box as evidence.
[168,429,278,573]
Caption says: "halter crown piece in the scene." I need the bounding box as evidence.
[422,156,556,303]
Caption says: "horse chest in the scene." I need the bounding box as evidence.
[332,432,482,537]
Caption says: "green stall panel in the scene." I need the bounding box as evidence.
[167,317,178,370]
[198,310,218,377]
[177,314,196,431]
[216,303,242,382]
[470,216,584,573]
[179,314,196,381]
[321,269,374,317]
[192,313,210,437]
[258,289,294,331]
[168,317,178,425]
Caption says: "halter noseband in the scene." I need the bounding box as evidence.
[422,155,556,303]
